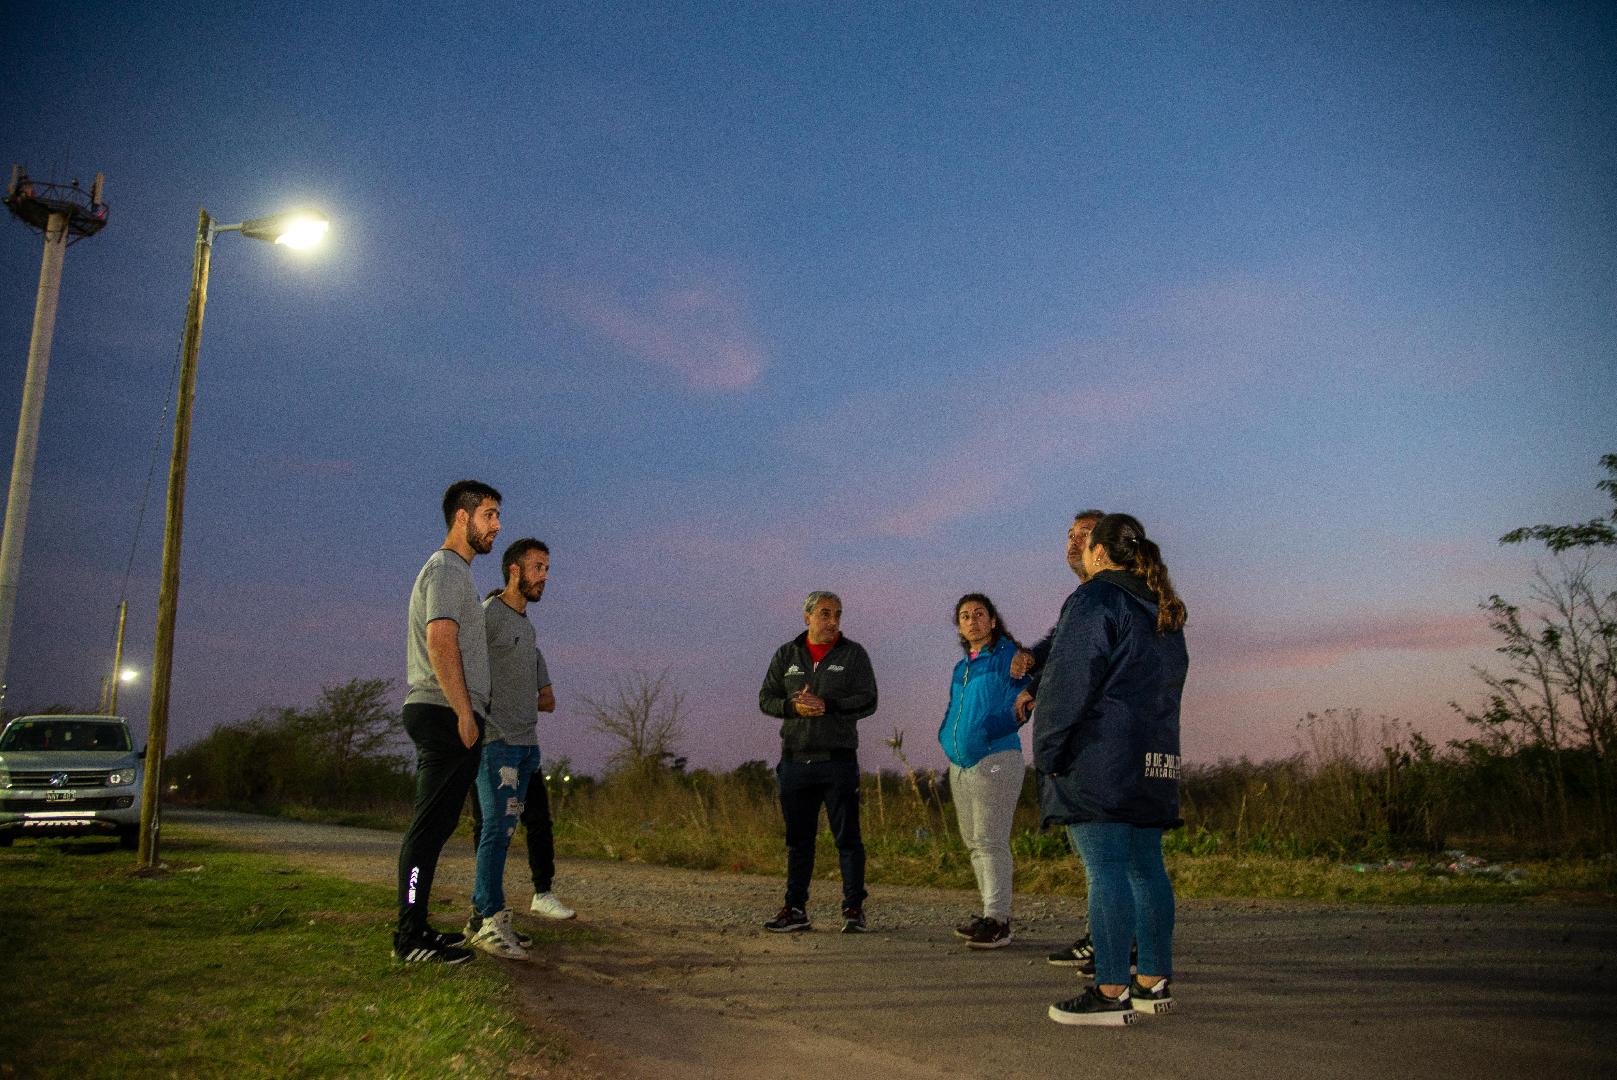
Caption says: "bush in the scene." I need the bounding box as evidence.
[169,678,413,813]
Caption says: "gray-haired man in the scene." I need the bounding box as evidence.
[757,590,878,933]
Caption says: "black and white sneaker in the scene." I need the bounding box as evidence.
[1046,934,1095,966]
[1076,942,1138,979]
[1048,985,1136,1026]
[764,905,811,932]
[841,905,870,933]
[394,931,474,965]
[966,918,1012,949]
[424,926,467,949]
[955,915,986,940]
[465,912,533,949]
[1130,976,1174,1015]
[1048,934,1137,975]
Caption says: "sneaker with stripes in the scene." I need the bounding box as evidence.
[393,930,474,964]
[1048,933,1138,976]
[466,911,533,949]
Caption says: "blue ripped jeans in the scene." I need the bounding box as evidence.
[1068,822,1175,986]
[471,740,540,918]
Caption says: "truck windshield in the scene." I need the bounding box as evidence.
[0,720,132,752]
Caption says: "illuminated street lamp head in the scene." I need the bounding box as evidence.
[119,667,140,684]
[238,209,329,249]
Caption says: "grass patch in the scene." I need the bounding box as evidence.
[1164,852,1617,904]
[0,831,565,1079]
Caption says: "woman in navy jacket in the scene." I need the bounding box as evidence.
[938,594,1029,949]
[1033,514,1188,1026]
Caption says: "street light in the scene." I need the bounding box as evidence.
[135,206,328,870]
[101,665,138,715]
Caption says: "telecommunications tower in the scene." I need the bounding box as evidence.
[0,167,108,703]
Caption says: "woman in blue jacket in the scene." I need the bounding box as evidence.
[939,593,1029,949]
[1033,514,1188,1026]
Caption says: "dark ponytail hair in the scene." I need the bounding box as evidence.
[952,593,1020,654]
[1089,514,1187,634]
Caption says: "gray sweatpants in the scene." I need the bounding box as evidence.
[949,749,1024,922]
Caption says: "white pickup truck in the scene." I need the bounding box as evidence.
[0,714,143,848]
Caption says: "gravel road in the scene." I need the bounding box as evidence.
[169,810,1616,1079]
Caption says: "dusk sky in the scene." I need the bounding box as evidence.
[3,3,1613,775]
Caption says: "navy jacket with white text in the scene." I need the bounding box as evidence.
[1032,571,1188,829]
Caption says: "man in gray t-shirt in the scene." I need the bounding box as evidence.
[464,537,572,959]
[394,480,501,965]
[406,549,492,717]
[470,539,577,924]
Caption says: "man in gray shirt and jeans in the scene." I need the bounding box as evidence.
[394,480,501,964]
[462,537,559,959]
[469,538,577,928]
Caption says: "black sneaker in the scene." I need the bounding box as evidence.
[764,905,811,932]
[955,915,986,940]
[1046,934,1095,966]
[1130,976,1173,1015]
[424,926,467,949]
[1048,985,1136,1026]
[1076,941,1138,978]
[394,930,474,965]
[465,912,533,949]
[841,905,870,933]
[966,917,1012,950]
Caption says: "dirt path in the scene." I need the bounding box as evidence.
[170,810,1616,1079]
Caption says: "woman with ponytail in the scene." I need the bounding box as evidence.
[1032,513,1188,1026]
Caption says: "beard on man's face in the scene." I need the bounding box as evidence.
[469,525,497,555]
[522,575,545,601]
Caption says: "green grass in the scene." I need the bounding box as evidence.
[1162,852,1616,904]
[0,831,569,1079]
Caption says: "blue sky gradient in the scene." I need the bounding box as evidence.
[2,2,1613,772]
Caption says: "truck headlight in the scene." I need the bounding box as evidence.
[107,769,137,786]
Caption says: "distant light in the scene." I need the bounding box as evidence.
[562,774,571,783]
[119,667,140,683]
[274,215,329,249]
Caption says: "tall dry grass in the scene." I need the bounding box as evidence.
[545,707,1615,896]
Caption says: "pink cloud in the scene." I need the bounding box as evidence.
[1196,609,1497,672]
[543,275,766,390]
[859,370,1161,539]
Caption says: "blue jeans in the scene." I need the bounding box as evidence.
[471,740,540,918]
[1068,822,1174,985]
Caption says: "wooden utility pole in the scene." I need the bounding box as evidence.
[136,209,213,870]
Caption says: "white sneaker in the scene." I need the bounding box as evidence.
[530,891,576,920]
[467,909,528,960]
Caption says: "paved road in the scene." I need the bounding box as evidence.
[170,810,1616,1079]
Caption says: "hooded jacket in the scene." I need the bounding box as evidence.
[937,634,1028,769]
[1033,570,1188,829]
[759,632,878,758]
